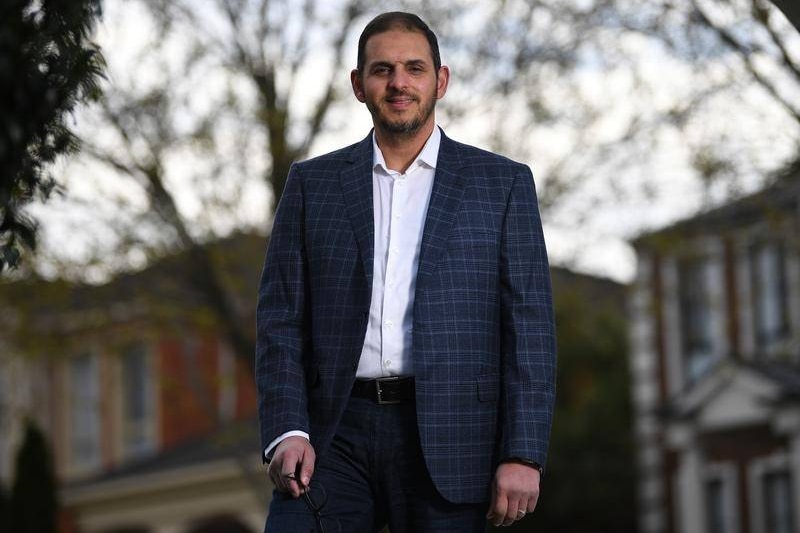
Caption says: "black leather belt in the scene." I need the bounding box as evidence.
[351,376,415,404]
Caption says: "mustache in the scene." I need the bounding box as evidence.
[384,92,418,101]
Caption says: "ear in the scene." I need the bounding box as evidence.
[351,69,366,103]
[436,65,450,100]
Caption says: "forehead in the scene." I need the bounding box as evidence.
[363,29,433,64]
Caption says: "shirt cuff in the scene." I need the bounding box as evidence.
[264,430,310,462]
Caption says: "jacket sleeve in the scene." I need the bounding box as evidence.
[255,163,311,462]
[498,164,557,473]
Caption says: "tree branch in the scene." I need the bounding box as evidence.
[691,0,800,125]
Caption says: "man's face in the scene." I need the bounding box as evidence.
[351,29,449,138]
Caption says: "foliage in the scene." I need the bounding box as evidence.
[0,0,105,272]
[490,273,635,533]
[10,420,58,533]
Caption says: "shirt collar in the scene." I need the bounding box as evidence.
[372,125,441,174]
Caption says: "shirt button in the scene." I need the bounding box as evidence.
[384,360,392,367]
[391,247,399,254]
[384,320,394,328]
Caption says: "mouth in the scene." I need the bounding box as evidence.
[385,95,416,110]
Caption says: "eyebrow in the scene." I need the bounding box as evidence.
[368,59,429,70]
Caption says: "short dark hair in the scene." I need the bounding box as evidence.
[356,12,441,75]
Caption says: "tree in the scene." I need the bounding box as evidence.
[10,420,58,533]
[0,0,105,273]
[51,0,799,285]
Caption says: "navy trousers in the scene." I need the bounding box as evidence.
[264,395,488,533]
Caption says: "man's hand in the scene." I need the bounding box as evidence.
[486,461,541,527]
[267,436,316,498]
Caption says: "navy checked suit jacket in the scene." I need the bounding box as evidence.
[256,128,556,504]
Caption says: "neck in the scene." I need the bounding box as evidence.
[374,121,435,173]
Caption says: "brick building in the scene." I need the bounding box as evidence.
[0,234,267,533]
[629,168,800,533]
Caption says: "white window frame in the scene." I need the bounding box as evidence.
[665,238,727,391]
[704,462,740,533]
[748,452,796,533]
[749,240,791,353]
[735,223,799,362]
[67,352,101,474]
[118,342,157,460]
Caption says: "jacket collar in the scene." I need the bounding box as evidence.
[339,127,467,290]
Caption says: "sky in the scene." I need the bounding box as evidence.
[29,0,800,285]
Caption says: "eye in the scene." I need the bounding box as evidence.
[373,65,390,75]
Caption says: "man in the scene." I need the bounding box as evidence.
[256,11,556,533]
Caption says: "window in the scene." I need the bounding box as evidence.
[678,257,715,381]
[706,478,726,533]
[763,471,794,533]
[750,241,789,348]
[69,353,100,469]
[120,343,154,457]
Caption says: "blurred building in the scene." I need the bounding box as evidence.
[0,234,269,533]
[629,168,800,533]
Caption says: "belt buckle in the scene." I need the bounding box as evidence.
[375,376,401,405]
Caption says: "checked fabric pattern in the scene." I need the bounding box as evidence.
[256,128,557,504]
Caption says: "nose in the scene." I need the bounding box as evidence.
[388,68,410,90]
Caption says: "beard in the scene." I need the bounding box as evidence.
[367,88,437,138]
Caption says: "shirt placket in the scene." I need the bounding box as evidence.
[380,171,408,376]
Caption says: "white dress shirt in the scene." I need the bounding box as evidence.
[357,126,439,378]
[264,126,440,460]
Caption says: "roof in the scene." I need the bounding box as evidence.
[0,232,268,339]
[65,417,260,490]
[745,360,800,397]
[661,357,800,422]
[633,163,800,248]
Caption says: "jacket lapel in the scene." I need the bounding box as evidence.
[339,132,375,286]
[415,130,467,290]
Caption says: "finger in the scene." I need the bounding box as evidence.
[267,460,284,491]
[269,462,293,494]
[299,445,316,488]
[279,450,303,497]
[503,497,521,526]
[491,491,508,527]
[526,494,538,513]
[485,481,497,520]
[286,476,302,498]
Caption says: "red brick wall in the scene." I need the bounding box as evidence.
[158,335,220,449]
[235,356,257,420]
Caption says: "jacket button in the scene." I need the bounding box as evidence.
[351,362,358,371]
